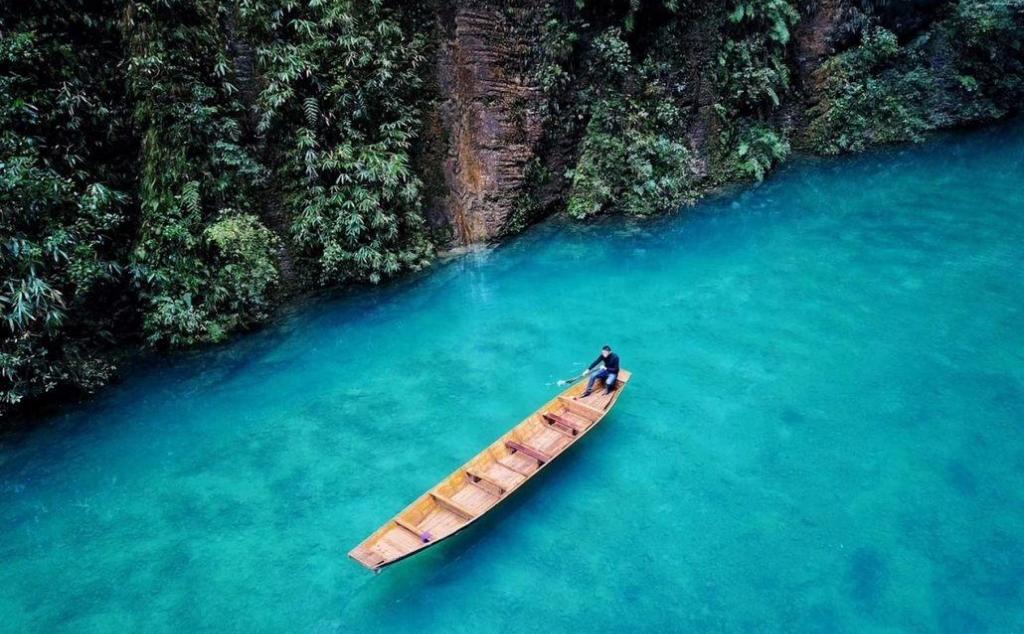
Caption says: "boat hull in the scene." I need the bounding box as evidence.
[348,369,632,571]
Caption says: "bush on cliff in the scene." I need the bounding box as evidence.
[567,27,697,218]
[806,3,1024,154]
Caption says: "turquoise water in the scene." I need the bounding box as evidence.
[3,122,1024,633]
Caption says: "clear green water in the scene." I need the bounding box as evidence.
[3,122,1024,633]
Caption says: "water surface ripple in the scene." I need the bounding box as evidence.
[2,122,1023,633]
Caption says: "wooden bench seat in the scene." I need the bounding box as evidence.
[466,469,507,495]
[498,453,538,476]
[428,491,476,520]
[558,396,603,419]
[505,440,552,464]
[532,428,571,454]
[394,517,425,540]
[543,411,585,435]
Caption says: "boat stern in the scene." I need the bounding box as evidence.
[348,546,386,572]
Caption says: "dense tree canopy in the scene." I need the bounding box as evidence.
[1,1,134,411]
[1,0,434,414]
[1,0,1021,418]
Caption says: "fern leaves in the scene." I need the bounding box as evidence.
[303,97,320,127]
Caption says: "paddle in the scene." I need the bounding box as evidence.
[556,367,598,386]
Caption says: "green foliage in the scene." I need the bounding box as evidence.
[729,1,798,43]
[568,109,694,218]
[2,0,439,415]
[806,5,1024,155]
[1,2,132,413]
[204,214,280,335]
[734,124,790,181]
[2,0,1022,417]
[717,0,799,114]
[566,28,696,218]
[242,0,434,286]
[948,0,1024,111]
[126,0,278,347]
[707,0,798,184]
[536,14,579,100]
[805,27,933,153]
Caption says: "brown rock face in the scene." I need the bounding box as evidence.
[435,2,552,244]
[791,0,864,103]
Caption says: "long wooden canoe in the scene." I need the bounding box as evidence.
[348,369,632,571]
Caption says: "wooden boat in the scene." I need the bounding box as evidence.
[348,369,632,571]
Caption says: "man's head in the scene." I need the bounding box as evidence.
[601,345,612,358]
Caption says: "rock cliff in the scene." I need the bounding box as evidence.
[426,0,1022,244]
[3,0,1021,417]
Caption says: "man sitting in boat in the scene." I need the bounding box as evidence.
[578,345,620,398]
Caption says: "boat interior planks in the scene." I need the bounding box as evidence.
[348,369,631,572]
